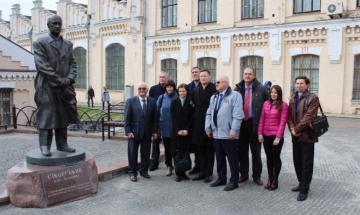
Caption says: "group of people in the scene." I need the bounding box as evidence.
[86,86,111,110]
[124,66,320,202]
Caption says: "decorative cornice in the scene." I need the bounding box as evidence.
[345,25,360,41]
[0,71,36,80]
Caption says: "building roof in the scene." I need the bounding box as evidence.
[0,34,35,70]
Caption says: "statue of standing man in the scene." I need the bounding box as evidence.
[33,15,79,156]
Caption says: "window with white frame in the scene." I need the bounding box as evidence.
[294,0,320,14]
[73,47,87,89]
[353,55,360,100]
[161,58,177,83]
[291,55,320,94]
[242,0,264,19]
[0,89,11,127]
[161,0,177,28]
[240,56,264,83]
[105,43,125,90]
[198,0,217,24]
[197,57,217,82]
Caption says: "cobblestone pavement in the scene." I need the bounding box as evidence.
[1,117,360,215]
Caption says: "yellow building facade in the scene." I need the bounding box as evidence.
[1,0,360,114]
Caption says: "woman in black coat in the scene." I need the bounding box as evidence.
[171,84,195,182]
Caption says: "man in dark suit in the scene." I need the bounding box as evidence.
[125,83,158,182]
[33,15,78,157]
[187,66,201,175]
[234,67,268,185]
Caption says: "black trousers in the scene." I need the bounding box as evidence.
[150,136,161,166]
[198,141,214,177]
[192,146,200,171]
[87,96,94,107]
[39,128,68,150]
[127,138,151,176]
[263,135,284,181]
[238,119,262,180]
[162,137,173,168]
[293,138,315,194]
[214,139,239,184]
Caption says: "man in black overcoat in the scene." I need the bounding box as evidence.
[187,66,201,174]
[33,15,78,156]
[192,69,216,182]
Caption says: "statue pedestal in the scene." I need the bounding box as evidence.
[6,152,98,208]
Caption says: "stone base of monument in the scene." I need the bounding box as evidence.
[6,151,98,208]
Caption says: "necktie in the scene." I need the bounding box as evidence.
[244,88,251,120]
[142,99,147,114]
[216,94,223,112]
[213,94,223,127]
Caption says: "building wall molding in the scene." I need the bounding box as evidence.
[103,36,127,48]
[288,47,322,57]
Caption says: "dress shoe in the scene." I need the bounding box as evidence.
[291,185,300,192]
[130,175,137,182]
[182,174,190,180]
[166,166,173,176]
[40,146,52,157]
[203,176,213,183]
[238,176,248,183]
[188,168,200,175]
[224,183,238,191]
[210,179,227,187]
[264,179,272,190]
[269,180,278,190]
[253,179,264,186]
[192,174,206,181]
[140,172,151,179]
[149,162,158,171]
[297,192,308,201]
[175,176,182,182]
[58,145,76,153]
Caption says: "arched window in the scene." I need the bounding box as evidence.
[353,55,360,100]
[240,56,263,83]
[105,43,125,90]
[161,58,177,83]
[291,54,319,94]
[197,57,216,82]
[73,47,87,89]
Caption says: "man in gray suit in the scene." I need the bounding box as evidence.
[205,75,243,191]
[33,15,78,157]
[125,83,158,182]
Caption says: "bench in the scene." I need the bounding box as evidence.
[101,102,126,141]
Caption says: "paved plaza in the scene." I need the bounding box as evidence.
[0,117,360,214]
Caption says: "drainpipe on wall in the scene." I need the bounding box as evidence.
[142,0,147,82]
[86,14,91,90]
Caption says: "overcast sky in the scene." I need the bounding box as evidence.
[0,0,88,21]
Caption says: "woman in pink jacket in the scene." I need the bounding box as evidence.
[258,85,288,190]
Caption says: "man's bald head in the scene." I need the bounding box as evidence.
[47,15,62,37]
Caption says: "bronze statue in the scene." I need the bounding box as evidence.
[33,15,79,156]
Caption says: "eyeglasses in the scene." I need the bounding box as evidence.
[138,88,147,90]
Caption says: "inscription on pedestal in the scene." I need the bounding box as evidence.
[40,162,92,205]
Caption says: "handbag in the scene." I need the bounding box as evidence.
[309,104,329,138]
[174,152,192,173]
